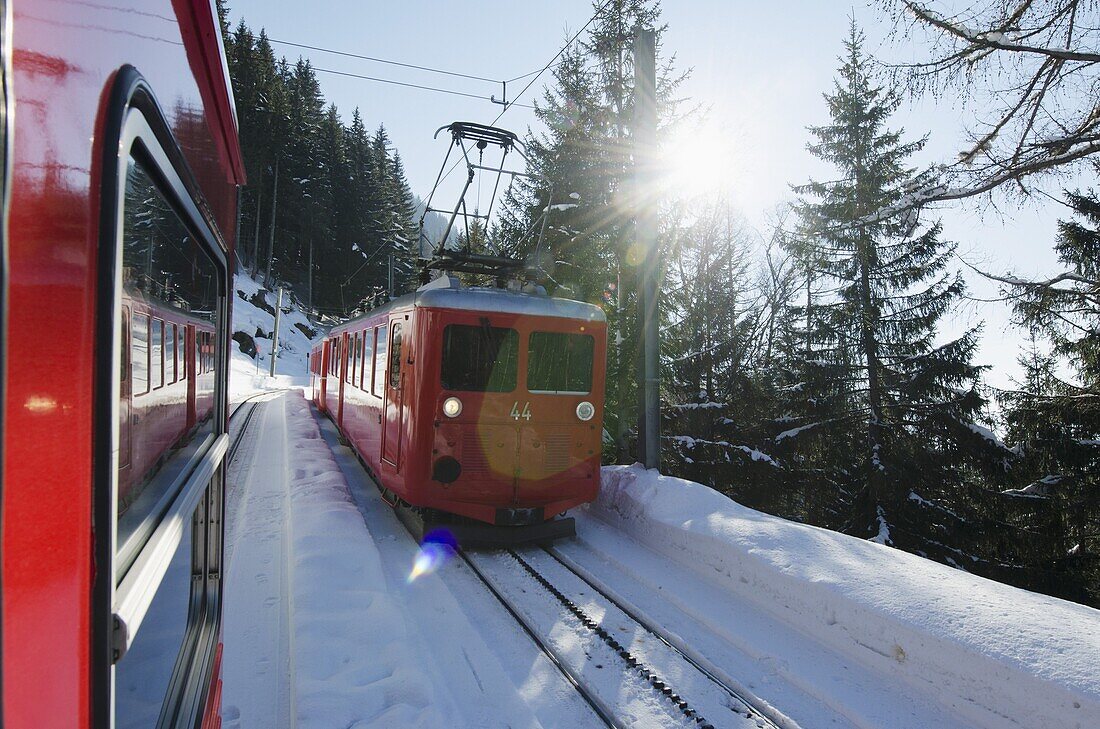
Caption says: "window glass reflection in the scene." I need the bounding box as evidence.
[117,156,219,564]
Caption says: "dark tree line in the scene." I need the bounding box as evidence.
[221,10,419,315]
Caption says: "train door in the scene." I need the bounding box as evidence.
[337,332,348,426]
[381,320,404,468]
[318,343,328,406]
[185,323,197,428]
[119,307,132,476]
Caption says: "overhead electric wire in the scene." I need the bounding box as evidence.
[488,0,611,126]
[311,66,535,108]
[435,1,613,190]
[270,38,502,84]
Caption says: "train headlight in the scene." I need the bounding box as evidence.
[443,396,463,418]
[576,401,595,421]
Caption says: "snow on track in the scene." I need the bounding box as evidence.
[316,410,604,728]
[466,547,773,728]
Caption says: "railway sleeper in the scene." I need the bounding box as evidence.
[504,549,716,729]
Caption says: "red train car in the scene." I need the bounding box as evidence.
[311,275,607,543]
[1,1,244,727]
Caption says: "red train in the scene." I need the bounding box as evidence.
[1,1,244,727]
[120,289,218,511]
[311,274,607,543]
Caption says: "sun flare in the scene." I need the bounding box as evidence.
[663,121,741,200]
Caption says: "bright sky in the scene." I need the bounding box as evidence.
[226,0,1084,396]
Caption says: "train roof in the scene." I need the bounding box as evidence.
[328,278,606,336]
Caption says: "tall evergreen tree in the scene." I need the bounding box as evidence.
[998,191,1100,603]
[223,14,424,316]
[787,23,1010,556]
[498,0,684,461]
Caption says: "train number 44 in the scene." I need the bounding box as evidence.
[510,401,532,421]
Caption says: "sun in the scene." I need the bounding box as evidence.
[662,120,741,200]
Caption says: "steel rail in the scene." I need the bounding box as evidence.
[505,549,717,728]
[543,545,791,729]
[458,550,622,729]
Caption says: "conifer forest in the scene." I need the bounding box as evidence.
[222,1,1099,607]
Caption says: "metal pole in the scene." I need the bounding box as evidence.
[634,29,660,470]
[264,157,279,287]
[387,252,395,298]
[251,185,262,277]
[269,287,283,377]
[308,237,314,314]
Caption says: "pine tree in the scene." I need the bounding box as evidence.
[998,191,1100,604]
[498,0,685,461]
[788,23,1010,557]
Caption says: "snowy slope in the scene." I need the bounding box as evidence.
[590,465,1100,729]
[229,273,320,399]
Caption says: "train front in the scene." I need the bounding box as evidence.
[415,286,607,543]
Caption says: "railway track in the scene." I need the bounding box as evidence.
[227,390,287,464]
[461,546,784,729]
[228,401,261,463]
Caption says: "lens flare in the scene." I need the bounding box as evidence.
[406,528,457,583]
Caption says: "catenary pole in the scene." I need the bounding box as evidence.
[251,186,262,277]
[269,287,283,377]
[264,157,279,287]
[634,28,660,470]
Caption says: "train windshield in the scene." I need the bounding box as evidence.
[527,331,594,394]
[441,323,518,392]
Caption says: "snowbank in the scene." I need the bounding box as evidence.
[281,393,443,727]
[590,465,1100,729]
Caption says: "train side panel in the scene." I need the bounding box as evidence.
[2,0,243,726]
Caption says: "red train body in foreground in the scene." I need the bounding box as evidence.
[1,1,244,727]
[312,276,607,542]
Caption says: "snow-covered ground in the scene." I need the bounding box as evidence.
[588,466,1100,729]
[219,389,1100,728]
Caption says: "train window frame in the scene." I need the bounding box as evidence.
[132,312,150,397]
[372,324,387,398]
[178,326,185,380]
[350,333,357,385]
[93,75,231,729]
[361,328,373,390]
[388,322,403,389]
[440,323,519,393]
[165,322,176,384]
[151,318,164,390]
[526,331,595,395]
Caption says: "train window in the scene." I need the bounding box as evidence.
[351,333,359,385]
[362,328,374,390]
[132,313,149,395]
[151,319,164,389]
[107,96,228,729]
[373,325,387,398]
[527,332,595,394]
[389,323,403,388]
[441,324,518,392]
[118,151,220,534]
[165,323,176,383]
